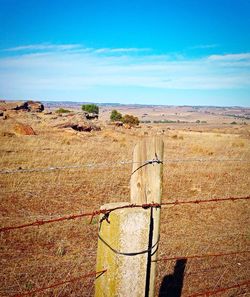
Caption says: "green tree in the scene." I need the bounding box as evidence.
[82,104,99,114]
[110,110,123,121]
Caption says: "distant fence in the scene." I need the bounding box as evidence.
[0,158,249,174]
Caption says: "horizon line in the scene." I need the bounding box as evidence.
[2,98,250,109]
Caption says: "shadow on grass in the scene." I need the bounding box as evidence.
[159,258,187,297]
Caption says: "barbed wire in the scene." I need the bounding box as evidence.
[187,279,250,297]
[1,196,249,233]
[0,157,249,174]
[185,259,250,276]
[161,196,250,207]
[153,250,250,263]
[11,269,107,297]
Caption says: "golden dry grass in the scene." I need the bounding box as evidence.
[0,108,250,297]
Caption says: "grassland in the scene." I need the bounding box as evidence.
[0,104,250,296]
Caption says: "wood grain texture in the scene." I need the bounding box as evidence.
[130,137,164,297]
[130,137,164,204]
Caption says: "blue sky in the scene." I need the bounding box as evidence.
[0,0,250,106]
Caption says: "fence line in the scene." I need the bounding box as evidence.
[153,250,250,263]
[187,279,250,297]
[1,196,249,233]
[185,259,250,276]
[11,271,249,297]
[12,270,107,297]
[2,140,249,296]
[0,157,249,174]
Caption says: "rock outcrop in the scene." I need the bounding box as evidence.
[0,100,44,113]
[56,122,101,132]
[13,123,36,135]
[13,101,44,112]
[53,113,101,132]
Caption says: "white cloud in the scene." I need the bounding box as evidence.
[94,48,151,53]
[4,43,83,52]
[3,44,151,55]
[0,45,249,98]
[208,53,250,61]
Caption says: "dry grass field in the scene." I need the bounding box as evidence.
[0,103,250,297]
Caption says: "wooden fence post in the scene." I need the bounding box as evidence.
[95,138,164,297]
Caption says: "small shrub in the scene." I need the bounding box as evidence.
[230,121,237,125]
[122,114,140,126]
[55,108,71,114]
[110,110,123,121]
[82,104,99,114]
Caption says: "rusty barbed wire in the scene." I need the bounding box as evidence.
[0,157,249,174]
[185,259,250,276]
[0,196,249,233]
[152,250,250,263]
[11,269,107,297]
[161,196,250,207]
[187,279,250,297]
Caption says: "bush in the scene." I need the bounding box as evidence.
[122,114,139,126]
[82,104,99,114]
[230,121,237,125]
[55,108,71,114]
[110,110,123,121]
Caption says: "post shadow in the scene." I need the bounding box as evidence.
[159,258,187,297]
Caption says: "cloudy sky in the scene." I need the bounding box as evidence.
[0,0,250,106]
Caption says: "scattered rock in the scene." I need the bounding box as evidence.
[83,112,99,120]
[13,101,29,111]
[0,111,4,117]
[54,113,101,132]
[13,123,36,135]
[111,121,123,127]
[13,101,44,112]
[27,101,44,112]
[56,121,101,132]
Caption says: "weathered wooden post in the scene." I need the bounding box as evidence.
[95,138,164,297]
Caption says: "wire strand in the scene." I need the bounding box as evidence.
[152,250,250,262]
[11,270,107,297]
[187,279,250,297]
[1,196,249,233]
[0,158,248,174]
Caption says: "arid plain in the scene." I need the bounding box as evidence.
[0,101,250,296]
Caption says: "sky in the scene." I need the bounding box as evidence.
[0,0,250,106]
